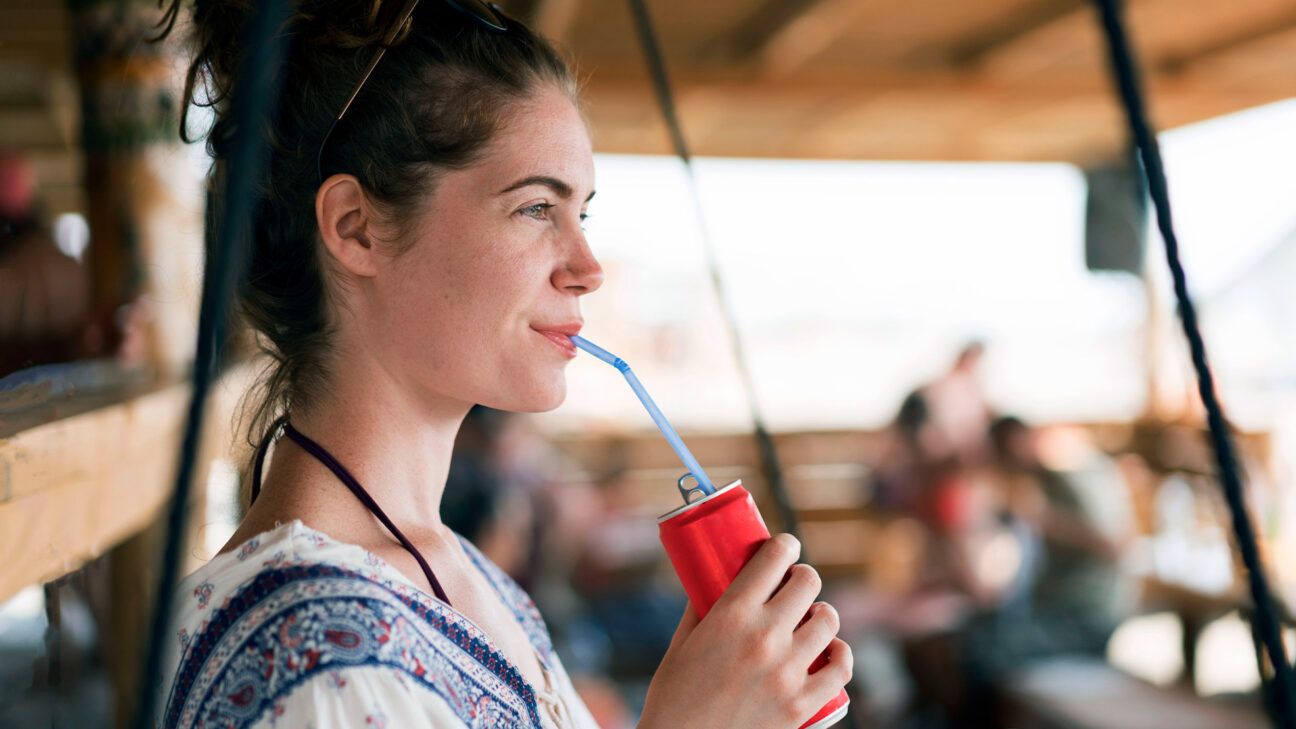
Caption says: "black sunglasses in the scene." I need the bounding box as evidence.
[316,0,509,183]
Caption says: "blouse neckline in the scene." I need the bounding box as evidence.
[186,519,568,724]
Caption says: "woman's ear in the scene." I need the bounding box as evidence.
[316,174,381,278]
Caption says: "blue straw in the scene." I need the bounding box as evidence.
[570,335,716,495]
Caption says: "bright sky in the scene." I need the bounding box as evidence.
[540,97,1296,434]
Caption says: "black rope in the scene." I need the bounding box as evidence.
[132,1,292,726]
[1252,613,1285,725]
[624,0,801,544]
[1091,1,1296,726]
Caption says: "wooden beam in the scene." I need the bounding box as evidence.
[1159,6,1296,73]
[722,0,825,60]
[583,66,1288,109]
[717,0,871,74]
[0,106,75,148]
[742,0,871,76]
[950,0,1090,66]
[580,67,1291,161]
[0,365,249,603]
[0,383,187,603]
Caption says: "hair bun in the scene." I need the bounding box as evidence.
[160,0,404,147]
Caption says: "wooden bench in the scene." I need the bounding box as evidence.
[1004,657,1268,729]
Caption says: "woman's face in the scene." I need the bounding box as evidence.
[363,85,603,414]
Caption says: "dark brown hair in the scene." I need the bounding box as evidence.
[160,1,576,460]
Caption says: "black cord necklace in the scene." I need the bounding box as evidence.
[250,418,454,607]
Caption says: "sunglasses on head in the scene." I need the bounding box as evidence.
[316,0,509,184]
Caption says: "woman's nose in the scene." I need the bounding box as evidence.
[552,233,604,295]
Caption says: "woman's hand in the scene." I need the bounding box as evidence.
[639,534,852,729]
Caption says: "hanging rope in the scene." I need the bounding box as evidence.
[624,0,802,543]
[132,1,292,726]
[1091,1,1296,726]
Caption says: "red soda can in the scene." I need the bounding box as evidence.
[657,479,850,729]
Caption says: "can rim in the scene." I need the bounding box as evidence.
[802,699,849,729]
[656,479,743,523]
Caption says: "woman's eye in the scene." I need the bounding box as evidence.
[521,202,555,220]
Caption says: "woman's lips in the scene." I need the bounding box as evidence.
[534,329,577,357]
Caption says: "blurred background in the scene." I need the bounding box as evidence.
[2,0,1295,727]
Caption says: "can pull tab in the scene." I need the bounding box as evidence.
[677,473,708,505]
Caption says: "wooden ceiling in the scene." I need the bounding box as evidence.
[503,0,1296,163]
[2,0,1295,216]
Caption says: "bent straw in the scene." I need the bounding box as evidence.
[570,335,716,495]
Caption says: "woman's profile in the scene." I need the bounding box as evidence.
[157,2,851,727]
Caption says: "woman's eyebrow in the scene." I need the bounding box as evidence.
[499,175,596,202]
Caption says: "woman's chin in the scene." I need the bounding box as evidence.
[489,380,566,414]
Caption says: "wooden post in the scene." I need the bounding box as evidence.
[69,0,203,376]
[106,524,162,729]
[65,2,204,725]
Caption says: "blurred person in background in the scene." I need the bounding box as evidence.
[865,386,1028,728]
[871,387,1020,609]
[0,151,89,375]
[985,416,1137,658]
[891,417,1137,727]
[872,389,947,514]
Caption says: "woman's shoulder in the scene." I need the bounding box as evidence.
[172,520,368,628]
[161,521,543,729]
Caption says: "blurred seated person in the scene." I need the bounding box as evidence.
[872,389,947,514]
[876,417,1135,726]
[872,342,994,513]
[985,416,1137,657]
[0,152,89,376]
[872,389,1024,610]
[857,392,1025,715]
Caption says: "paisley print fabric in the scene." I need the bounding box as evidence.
[157,521,598,729]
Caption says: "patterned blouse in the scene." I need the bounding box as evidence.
[158,520,599,729]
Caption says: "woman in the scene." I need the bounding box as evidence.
[157,2,851,727]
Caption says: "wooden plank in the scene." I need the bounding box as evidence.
[1,362,155,498]
[581,67,1290,161]
[0,358,253,605]
[736,0,871,76]
[951,0,1090,66]
[0,383,188,603]
[1161,6,1296,72]
[716,0,829,60]
[1005,658,1268,729]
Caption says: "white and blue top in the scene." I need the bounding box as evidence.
[158,520,598,729]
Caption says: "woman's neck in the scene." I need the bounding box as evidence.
[264,351,470,535]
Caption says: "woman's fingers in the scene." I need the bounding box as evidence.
[766,562,822,627]
[800,638,853,713]
[715,533,801,611]
[644,536,851,729]
[790,602,839,668]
